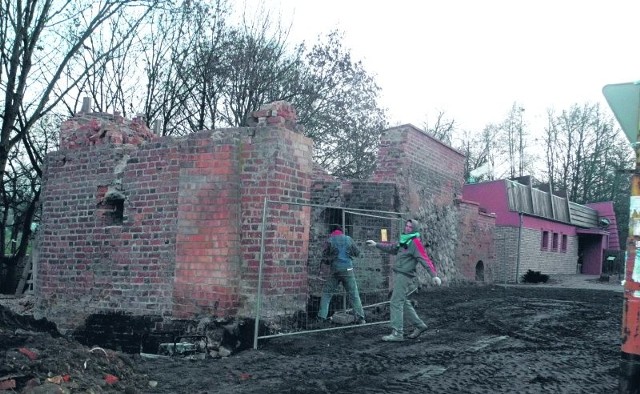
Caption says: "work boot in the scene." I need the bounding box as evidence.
[382,330,405,342]
[315,317,332,329]
[407,325,428,339]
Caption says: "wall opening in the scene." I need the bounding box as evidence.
[475,260,485,282]
[102,198,124,225]
[96,185,125,225]
[322,207,354,235]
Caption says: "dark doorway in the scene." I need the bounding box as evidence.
[475,261,485,282]
[322,208,353,236]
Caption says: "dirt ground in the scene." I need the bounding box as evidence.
[0,277,623,393]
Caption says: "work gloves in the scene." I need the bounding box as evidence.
[365,240,377,247]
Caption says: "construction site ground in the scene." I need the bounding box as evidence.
[0,274,624,393]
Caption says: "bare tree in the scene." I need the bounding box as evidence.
[497,103,526,178]
[543,102,633,198]
[144,0,232,135]
[423,111,456,145]
[542,102,633,242]
[294,31,387,179]
[215,17,302,127]
[457,124,500,182]
[0,0,162,292]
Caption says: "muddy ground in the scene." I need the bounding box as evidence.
[0,281,623,393]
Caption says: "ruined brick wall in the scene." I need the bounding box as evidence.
[308,179,345,296]
[306,125,496,287]
[172,129,247,319]
[37,104,496,332]
[237,105,313,317]
[346,181,398,212]
[307,179,400,297]
[38,114,173,330]
[455,199,496,282]
[345,182,399,292]
[368,124,490,285]
[372,124,464,209]
[37,102,313,331]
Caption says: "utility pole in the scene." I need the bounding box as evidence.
[603,81,640,393]
[518,107,525,177]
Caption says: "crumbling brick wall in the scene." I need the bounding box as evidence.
[310,125,496,287]
[369,124,480,284]
[455,199,496,282]
[372,124,463,208]
[36,102,312,331]
[37,102,496,333]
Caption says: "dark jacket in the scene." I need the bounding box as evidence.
[324,229,361,272]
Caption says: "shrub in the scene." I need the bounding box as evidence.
[521,269,549,284]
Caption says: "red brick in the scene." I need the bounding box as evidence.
[0,379,16,390]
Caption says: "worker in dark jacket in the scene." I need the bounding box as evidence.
[318,225,366,324]
[366,219,441,341]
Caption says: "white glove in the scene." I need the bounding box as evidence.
[432,276,442,286]
[366,240,377,247]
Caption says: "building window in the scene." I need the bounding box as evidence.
[561,234,568,252]
[541,231,549,250]
[552,233,559,252]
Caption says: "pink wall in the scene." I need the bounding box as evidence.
[587,201,620,249]
[463,182,577,235]
[521,215,576,235]
[462,181,515,225]
[579,233,606,274]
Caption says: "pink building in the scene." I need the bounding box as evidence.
[463,177,621,282]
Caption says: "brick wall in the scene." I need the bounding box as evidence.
[372,125,496,285]
[237,118,313,317]
[494,227,520,283]
[345,182,399,293]
[455,199,496,282]
[173,129,247,319]
[518,228,578,276]
[37,102,313,331]
[38,136,179,330]
[37,106,495,332]
[493,226,578,283]
[308,128,495,287]
[308,180,399,296]
[372,125,465,210]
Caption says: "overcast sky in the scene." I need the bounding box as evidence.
[241,0,640,133]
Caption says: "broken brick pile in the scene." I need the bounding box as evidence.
[60,112,157,150]
[247,101,303,132]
